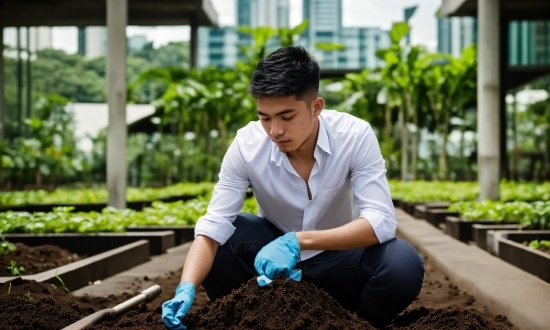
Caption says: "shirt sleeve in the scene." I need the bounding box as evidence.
[350,123,397,243]
[194,136,250,245]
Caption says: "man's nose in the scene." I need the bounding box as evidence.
[270,119,284,136]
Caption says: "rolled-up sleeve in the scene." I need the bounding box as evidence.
[194,136,250,245]
[350,124,397,243]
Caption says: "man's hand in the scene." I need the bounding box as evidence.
[254,232,301,286]
[162,282,195,330]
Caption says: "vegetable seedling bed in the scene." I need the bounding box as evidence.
[0,240,150,292]
[496,231,550,283]
[445,217,519,243]
[3,231,175,256]
[0,194,203,212]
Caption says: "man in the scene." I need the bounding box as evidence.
[162,46,424,329]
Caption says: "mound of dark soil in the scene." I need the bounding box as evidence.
[1,243,83,275]
[185,276,373,330]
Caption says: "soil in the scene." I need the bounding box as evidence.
[1,243,83,276]
[0,253,517,330]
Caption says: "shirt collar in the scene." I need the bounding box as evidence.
[270,115,332,166]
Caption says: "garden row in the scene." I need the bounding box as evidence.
[0,194,259,296]
[3,180,550,210]
[395,198,550,284]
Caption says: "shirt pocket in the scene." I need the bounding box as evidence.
[314,178,355,230]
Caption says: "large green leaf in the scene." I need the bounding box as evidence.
[390,22,411,44]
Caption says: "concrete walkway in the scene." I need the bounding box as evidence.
[396,208,550,330]
[72,243,191,298]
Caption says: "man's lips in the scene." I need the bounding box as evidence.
[274,140,290,145]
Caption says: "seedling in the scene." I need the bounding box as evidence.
[6,260,25,276]
[55,270,70,293]
[23,291,32,301]
[0,230,16,255]
[8,282,11,295]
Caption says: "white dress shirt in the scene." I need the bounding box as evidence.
[195,110,397,260]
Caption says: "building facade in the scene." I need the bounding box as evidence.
[199,0,390,70]
[438,17,550,66]
[437,16,477,58]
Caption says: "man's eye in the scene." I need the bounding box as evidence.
[282,116,293,121]
[260,117,270,121]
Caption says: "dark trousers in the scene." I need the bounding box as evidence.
[202,212,425,326]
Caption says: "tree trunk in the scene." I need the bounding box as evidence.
[400,92,410,181]
[35,168,42,186]
[411,104,419,181]
[439,110,451,180]
[384,91,393,142]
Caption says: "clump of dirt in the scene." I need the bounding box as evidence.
[0,278,94,330]
[1,243,83,275]
[185,276,374,330]
[387,306,509,330]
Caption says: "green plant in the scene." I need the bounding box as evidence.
[55,270,70,293]
[0,230,16,254]
[6,260,25,276]
[527,240,550,252]
[8,282,11,294]
[23,291,32,301]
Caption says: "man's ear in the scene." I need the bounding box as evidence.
[311,97,324,117]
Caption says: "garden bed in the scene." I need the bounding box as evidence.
[444,217,516,243]
[496,231,550,283]
[425,209,458,228]
[3,231,175,256]
[1,243,84,276]
[126,225,194,246]
[0,240,150,292]
[472,224,522,252]
[0,256,516,330]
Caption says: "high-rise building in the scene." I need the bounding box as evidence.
[301,0,342,66]
[509,21,550,66]
[237,0,290,28]
[300,0,388,69]
[198,26,239,68]
[438,17,550,66]
[199,0,290,68]
[338,27,390,69]
[437,17,477,58]
[77,26,107,58]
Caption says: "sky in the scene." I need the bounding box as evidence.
[4,0,441,53]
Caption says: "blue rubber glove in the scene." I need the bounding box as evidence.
[162,282,195,330]
[254,232,301,286]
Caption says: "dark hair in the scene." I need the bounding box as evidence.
[248,46,320,101]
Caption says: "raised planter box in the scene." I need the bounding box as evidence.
[445,217,507,243]
[425,209,459,228]
[392,198,401,207]
[0,240,150,291]
[3,231,175,256]
[497,231,550,283]
[472,223,521,252]
[126,225,195,246]
[399,201,422,216]
[414,205,426,220]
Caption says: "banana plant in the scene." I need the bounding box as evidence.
[376,22,429,180]
[423,45,477,179]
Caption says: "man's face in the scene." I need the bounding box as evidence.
[256,95,323,154]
